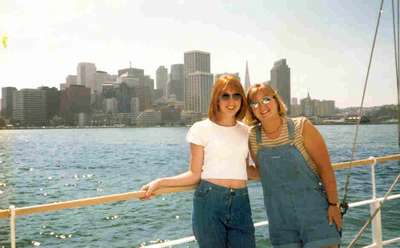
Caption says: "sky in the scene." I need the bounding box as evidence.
[0,0,398,108]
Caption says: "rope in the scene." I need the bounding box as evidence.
[341,0,385,216]
[347,173,400,248]
[397,0,400,147]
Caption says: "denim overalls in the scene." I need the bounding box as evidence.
[192,180,255,248]
[255,119,340,248]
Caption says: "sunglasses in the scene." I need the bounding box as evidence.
[249,96,273,109]
[219,93,242,101]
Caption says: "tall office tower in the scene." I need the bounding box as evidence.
[184,50,212,112]
[77,62,97,93]
[168,64,184,101]
[300,92,313,117]
[156,66,168,96]
[1,87,17,118]
[186,72,214,113]
[38,86,60,121]
[60,85,91,125]
[95,71,114,94]
[66,75,77,88]
[13,89,46,126]
[118,67,154,109]
[270,59,291,114]
[244,61,251,93]
[319,100,335,117]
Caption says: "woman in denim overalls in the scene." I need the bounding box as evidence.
[246,84,341,248]
[141,75,256,248]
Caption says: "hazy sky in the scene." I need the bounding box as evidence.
[0,0,398,107]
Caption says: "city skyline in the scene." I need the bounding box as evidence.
[0,0,398,108]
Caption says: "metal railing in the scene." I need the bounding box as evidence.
[1,154,399,248]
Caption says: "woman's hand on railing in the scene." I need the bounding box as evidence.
[140,178,163,200]
[328,205,342,231]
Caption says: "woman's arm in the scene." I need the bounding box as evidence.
[302,119,342,229]
[247,140,260,180]
[141,143,204,198]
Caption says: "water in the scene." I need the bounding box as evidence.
[0,125,399,248]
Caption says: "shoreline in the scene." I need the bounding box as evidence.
[0,122,397,130]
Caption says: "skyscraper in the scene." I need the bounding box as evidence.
[270,59,291,114]
[184,50,212,112]
[156,66,168,97]
[13,89,46,126]
[38,86,60,121]
[77,62,97,93]
[244,61,251,93]
[1,87,17,119]
[187,72,214,113]
[168,64,184,101]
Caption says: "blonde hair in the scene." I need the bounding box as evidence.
[245,83,287,125]
[208,75,248,121]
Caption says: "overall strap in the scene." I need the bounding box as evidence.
[256,124,262,144]
[287,118,295,144]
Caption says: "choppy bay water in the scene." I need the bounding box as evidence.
[0,124,399,248]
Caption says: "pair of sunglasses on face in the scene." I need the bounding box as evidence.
[249,96,273,109]
[219,93,242,101]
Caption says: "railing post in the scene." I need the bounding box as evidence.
[9,205,16,248]
[369,157,383,248]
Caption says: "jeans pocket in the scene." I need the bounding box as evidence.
[194,186,211,198]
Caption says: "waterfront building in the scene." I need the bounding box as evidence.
[1,87,17,119]
[95,71,114,94]
[318,100,336,117]
[300,92,313,117]
[60,85,91,125]
[102,83,115,98]
[114,113,137,125]
[290,104,302,117]
[118,71,140,87]
[136,109,161,126]
[168,64,184,101]
[184,50,211,111]
[135,84,152,111]
[77,63,97,93]
[60,83,67,91]
[130,97,140,115]
[104,98,118,114]
[291,97,298,105]
[144,75,155,90]
[181,111,204,125]
[160,105,181,125]
[270,59,291,114]
[78,113,89,127]
[299,93,336,117]
[13,89,46,126]
[186,72,213,113]
[156,66,168,96]
[115,83,134,113]
[66,75,77,88]
[117,67,154,111]
[153,89,164,102]
[38,86,60,121]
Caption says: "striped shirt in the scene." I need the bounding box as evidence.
[249,117,318,175]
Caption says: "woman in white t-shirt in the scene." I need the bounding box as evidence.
[141,75,255,248]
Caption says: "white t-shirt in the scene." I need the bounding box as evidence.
[186,119,249,180]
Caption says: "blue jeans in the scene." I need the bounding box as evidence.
[192,180,255,248]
